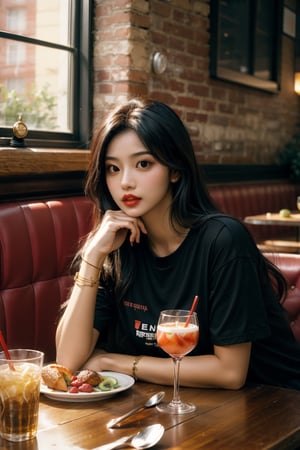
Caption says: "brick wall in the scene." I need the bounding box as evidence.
[93,0,300,165]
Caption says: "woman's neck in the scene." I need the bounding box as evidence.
[145,220,190,257]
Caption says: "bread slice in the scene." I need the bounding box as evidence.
[76,369,103,386]
[42,364,73,392]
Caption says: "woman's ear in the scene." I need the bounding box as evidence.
[170,170,180,183]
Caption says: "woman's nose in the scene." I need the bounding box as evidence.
[120,170,135,189]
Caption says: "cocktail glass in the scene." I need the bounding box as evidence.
[156,309,199,414]
[0,349,44,442]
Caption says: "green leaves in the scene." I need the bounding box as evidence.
[0,83,57,130]
[277,134,300,181]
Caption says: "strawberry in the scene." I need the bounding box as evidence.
[69,386,79,393]
[71,379,83,387]
[78,383,93,393]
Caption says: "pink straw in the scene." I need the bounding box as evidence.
[184,295,199,327]
[0,330,15,371]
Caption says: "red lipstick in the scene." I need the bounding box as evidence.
[122,194,141,207]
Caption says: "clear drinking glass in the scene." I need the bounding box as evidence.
[0,349,44,442]
[156,309,199,414]
[297,196,300,211]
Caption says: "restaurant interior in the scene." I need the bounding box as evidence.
[1,1,300,449]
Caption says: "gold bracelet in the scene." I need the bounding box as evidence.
[74,272,99,287]
[132,356,143,381]
[82,257,101,271]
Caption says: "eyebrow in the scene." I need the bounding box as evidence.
[105,150,151,161]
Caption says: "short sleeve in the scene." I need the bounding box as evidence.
[93,287,115,333]
[207,220,271,345]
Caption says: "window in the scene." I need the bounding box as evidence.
[7,42,25,65]
[7,8,26,32]
[6,78,25,93]
[0,0,92,148]
[210,0,283,93]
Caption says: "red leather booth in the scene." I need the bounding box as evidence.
[265,252,300,344]
[209,180,300,244]
[0,197,94,362]
[1,182,300,362]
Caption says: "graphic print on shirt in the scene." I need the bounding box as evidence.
[134,319,157,346]
[123,299,157,347]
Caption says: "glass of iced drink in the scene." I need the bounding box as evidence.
[0,349,44,442]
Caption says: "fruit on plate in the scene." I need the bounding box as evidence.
[279,208,291,218]
[98,376,119,391]
[42,364,120,394]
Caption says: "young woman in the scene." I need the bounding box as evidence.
[56,99,300,390]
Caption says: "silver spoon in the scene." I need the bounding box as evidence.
[93,423,165,450]
[107,392,165,428]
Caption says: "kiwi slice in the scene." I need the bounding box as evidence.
[98,376,119,391]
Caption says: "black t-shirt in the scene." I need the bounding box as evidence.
[94,216,300,390]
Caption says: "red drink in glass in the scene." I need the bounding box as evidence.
[156,323,199,358]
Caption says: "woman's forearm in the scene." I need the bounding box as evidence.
[84,343,251,390]
[55,257,103,372]
[55,286,98,372]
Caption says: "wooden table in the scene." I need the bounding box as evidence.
[244,212,300,226]
[244,213,300,252]
[2,382,300,449]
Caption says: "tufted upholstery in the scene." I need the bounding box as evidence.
[209,180,300,244]
[0,188,299,364]
[0,197,94,362]
[264,253,300,344]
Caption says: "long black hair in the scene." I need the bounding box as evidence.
[84,98,287,303]
[86,99,215,221]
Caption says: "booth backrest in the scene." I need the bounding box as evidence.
[209,180,300,243]
[0,197,94,362]
[0,191,300,363]
[264,252,300,344]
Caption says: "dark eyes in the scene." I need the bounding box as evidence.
[106,164,119,173]
[106,160,152,173]
[137,160,151,168]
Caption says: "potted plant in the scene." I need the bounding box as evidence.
[277,133,300,181]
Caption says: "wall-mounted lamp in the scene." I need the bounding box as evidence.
[295,73,300,94]
[152,52,168,74]
[294,4,300,94]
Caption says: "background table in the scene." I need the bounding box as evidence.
[2,381,300,450]
[244,213,300,252]
[244,212,300,226]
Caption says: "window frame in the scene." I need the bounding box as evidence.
[0,0,93,149]
[210,0,283,94]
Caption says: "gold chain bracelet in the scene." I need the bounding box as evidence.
[82,258,101,271]
[81,257,101,278]
[74,272,99,287]
[132,356,143,380]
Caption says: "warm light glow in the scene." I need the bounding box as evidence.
[294,73,300,94]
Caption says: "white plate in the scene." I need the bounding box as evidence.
[40,371,135,402]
